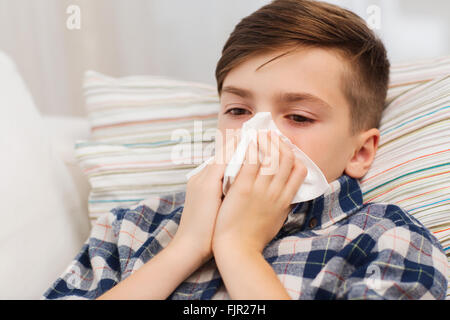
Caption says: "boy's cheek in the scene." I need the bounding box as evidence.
[289,146,327,180]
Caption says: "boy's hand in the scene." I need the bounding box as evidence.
[173,132,239,264]
[212,130,308,254]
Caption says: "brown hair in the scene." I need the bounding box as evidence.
[215,0,390,135]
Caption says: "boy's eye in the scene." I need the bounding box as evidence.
[287,114,314,124]
[224,107,251,116]
[224,108,314,125]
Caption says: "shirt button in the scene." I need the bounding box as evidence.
[309,218,318,229]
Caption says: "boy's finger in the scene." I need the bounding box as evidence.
[235,139,260,184]
[269,136,295,192]
[216,130,241,165]
[258,130,279,176]
[282,158,308,204]
[211,130,238,164]
[207,129,244,180]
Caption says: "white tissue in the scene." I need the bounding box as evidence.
[186,112,330,203]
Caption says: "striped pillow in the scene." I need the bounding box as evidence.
[83,71,220,142]
[76,71,219,223]
[360,56,450,299]
[76,59,449,297]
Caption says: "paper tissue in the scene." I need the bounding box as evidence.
[186,112,330,203]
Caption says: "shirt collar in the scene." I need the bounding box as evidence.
[283,173,364,233]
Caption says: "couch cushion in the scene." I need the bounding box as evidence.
[0,51,90,299]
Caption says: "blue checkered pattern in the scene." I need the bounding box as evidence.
[43,174,448,300]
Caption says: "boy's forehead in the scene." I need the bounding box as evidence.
[258,46,343,73]
[222,46,348,110]
[254,46,303,72]
[225,47,346,86]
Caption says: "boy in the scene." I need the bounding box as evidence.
[44,0,447,299]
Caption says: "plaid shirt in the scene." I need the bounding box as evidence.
[43,174,448,300]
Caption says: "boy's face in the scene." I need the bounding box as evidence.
[217,46,379,183]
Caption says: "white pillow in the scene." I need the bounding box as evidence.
[0,52,90,299]
[42,115,91,220]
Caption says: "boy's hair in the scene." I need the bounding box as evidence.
[215,0,390,135]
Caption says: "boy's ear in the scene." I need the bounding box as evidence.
[344,128,380,179]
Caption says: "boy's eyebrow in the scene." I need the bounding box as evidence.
[221,85,332,110]
[221,86,253,99]
[279,92,332,110]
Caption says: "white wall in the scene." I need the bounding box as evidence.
[326,0,450,63]
[1,0,449,117]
